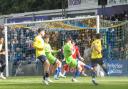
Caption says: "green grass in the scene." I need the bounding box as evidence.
[0,76,128,89]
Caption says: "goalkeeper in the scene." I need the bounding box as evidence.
[63,36,98,85]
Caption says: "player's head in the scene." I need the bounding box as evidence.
[71,40,76,46]
[93,33,101,40]
[95,33,101,39]
[38,28,45,37]
[44,35,50,43]
[65,35,72,43]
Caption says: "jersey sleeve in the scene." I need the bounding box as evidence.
[45,44,51,52]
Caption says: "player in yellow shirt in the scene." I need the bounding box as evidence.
[33,28,52,85]
[91,33,108,76]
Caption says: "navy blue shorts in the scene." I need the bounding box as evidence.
[91,58,103,67]
[37,55,47,63]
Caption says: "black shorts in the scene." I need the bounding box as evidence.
[0,60,4,65]
[37,55,47,63]
[91,58,103,67]
[0,55,5,65]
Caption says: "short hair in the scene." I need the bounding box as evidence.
[72,40,78,45]
[66,35,72,42]
[95,33,101,39]
[38,28,45,33]
[44,35,50,39]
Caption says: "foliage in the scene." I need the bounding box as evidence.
[0,0,68,15]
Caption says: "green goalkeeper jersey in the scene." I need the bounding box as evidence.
[63,42,73,64]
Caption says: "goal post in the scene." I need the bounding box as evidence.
[4,26,9,77]
[4,15,100,77]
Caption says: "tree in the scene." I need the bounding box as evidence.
[0,0,68,15]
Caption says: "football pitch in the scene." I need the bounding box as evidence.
[0,76,128,89]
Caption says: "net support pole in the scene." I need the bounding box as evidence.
[96,15,100,33]
[4,26,9,77]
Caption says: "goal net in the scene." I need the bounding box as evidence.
[4,16,100,76]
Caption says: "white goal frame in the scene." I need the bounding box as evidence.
[4,15,100,77]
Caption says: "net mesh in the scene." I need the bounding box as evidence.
[6,16,128,76]
[100,21,128,60]
[6,17,98,76]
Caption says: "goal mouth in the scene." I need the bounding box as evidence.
[4,15,100,76]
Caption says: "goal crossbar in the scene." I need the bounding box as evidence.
[4,15,100,77]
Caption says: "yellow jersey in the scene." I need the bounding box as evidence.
[91,39,102,59]
[33,35,45,58]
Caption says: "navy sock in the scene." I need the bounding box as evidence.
[54,68,58,76]
[84,65,92,70]
[92,71,96,78]
[58,67,61,75]
[0,64,6,72]
[45,72,49,77]
[43,72,49,80]
[74,70,80,78]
